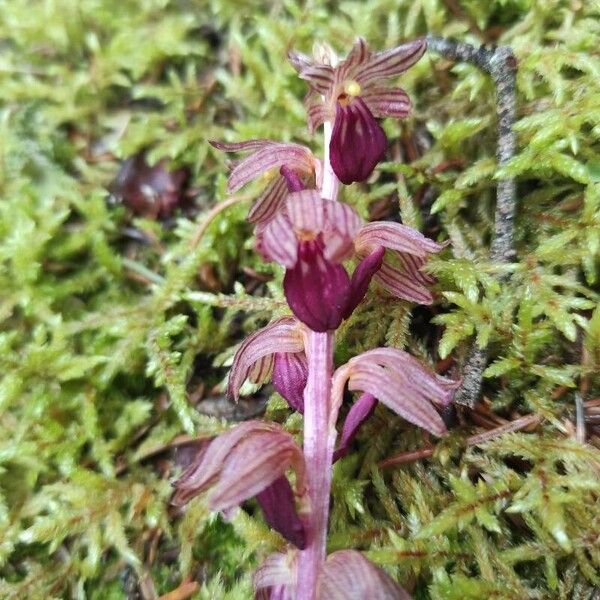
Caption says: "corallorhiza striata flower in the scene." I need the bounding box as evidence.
[289,37,426,184]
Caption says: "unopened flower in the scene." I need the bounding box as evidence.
[331,348,460,436]
[227,317,308,412]
[261,190,384,331]
[210,139,319,224]
[289,37,426,184]
[318,550,411,599]
[172,420,307,547]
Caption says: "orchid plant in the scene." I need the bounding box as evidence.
[174,37,459,599]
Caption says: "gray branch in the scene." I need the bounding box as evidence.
[427,35,517,407]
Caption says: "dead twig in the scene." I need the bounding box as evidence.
[427,36,518,408]
[378,413,541,469]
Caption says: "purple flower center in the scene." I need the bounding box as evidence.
[283,237,351,332]
[329,97,387,185]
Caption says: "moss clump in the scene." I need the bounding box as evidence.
[0,0,599,597]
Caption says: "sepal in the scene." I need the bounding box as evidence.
[172,420,306,512]
[331,349,459,436]
[318,550,411,599]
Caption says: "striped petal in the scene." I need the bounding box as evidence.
[336,37,371,83]
[228,318,304,400]
[210,426,305,511]
[352,348,460,407]
[210,139,276,152]
[318,550,411,600]
[347,362,447,436]
[211,140,314,193]
[355,221,445,256]
[362,85,412,119]
[284,192,362,263]
[247,175,289,224]
[374,259,434,304]
[330,97,387,185]
[247,352,275,386]
[306,94,332,134]
[262,212,299,268]
[354,37,427,85]
[298,64,336,94]
[173,420,283,505]
[255,551,297,600]
[287,190,326,235]
[288,50,314,73]
[323,199,363,262]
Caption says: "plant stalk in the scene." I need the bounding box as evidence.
[296,120,340,600]
[296,331,335,600]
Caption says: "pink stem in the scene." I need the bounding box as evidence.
[296,331,335,600]
[321,121,340,202]
[296,121,340,600]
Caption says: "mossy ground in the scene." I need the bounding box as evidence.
[1,1,599,598]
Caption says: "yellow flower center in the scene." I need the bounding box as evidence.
[343,80,361,97]
[338,80,362,107]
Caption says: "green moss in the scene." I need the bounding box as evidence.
[1,0,599,597]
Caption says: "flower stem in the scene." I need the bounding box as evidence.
[321,121,339,202]
[296,119,340,599]
[297,330,335,600]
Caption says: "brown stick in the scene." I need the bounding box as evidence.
[427,36,518,408]
[378,413,541,469]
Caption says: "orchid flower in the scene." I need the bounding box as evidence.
[289,37,426,184]
[227,317,308,412]
[173,420,307,548]
[260,191,445,330]
[331,348,460,437]
[261,190,383,331]
[210,139,320,225]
